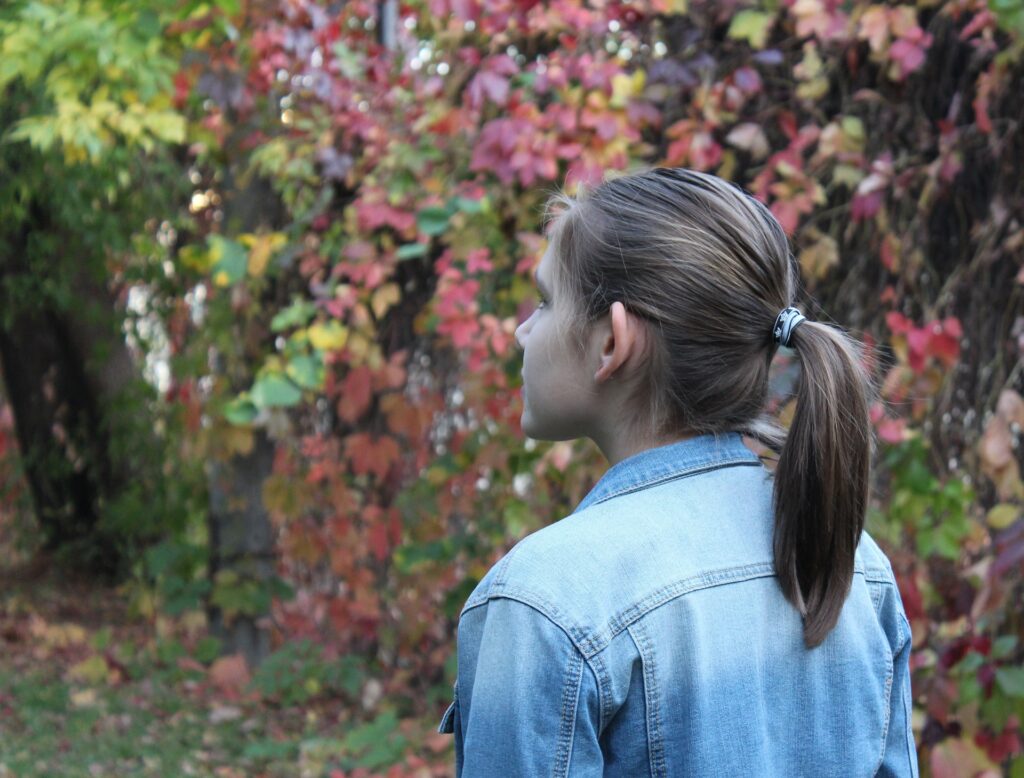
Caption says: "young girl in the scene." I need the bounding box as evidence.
[438,167,918,777]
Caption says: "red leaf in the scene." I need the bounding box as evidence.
[337,366,374,424]
[344,433,400,481]
[368,521,390,562]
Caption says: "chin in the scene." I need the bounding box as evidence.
[521,414,577,443]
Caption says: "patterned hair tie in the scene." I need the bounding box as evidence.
[773,307,807,348]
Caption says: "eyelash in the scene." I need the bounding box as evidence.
[536,295,548,309]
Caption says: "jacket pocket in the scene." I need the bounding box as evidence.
[437,679,458,734]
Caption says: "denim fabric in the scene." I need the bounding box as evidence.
[438,431,919,777]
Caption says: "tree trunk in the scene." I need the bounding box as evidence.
[203,158,286,666]
[207,426,276,668]
[0,210,140,577]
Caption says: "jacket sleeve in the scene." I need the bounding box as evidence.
[877,606,920,777]
[456,596,603,777]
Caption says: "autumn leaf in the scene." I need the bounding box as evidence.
[239,231,287,277]
[725,123,770,159]
[728,10,775,49]
[337,366,374,423]
[987,504,1020,530]
[307,321,349,351]
[209,654,251,695]
[344,433,401,481]
[798,230,840,281]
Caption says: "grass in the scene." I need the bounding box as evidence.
[0,562,452,777]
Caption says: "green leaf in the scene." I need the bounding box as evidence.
[209,235,248,286]
[449,195,485,214]
[271,299,318,332]
[285,353,324,390]
[251,374,302,408]
[416,206,451,236]
[396,242,428,260]
[223,396,258,425]
[243,740,297,759]
[996,667,1024,698]
[993,635,1019,659]
[727,10,774,49]
[194,636,223,664]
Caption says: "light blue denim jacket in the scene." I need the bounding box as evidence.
[439,432,918,777]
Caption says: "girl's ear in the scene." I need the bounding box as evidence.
[594,301,643,384]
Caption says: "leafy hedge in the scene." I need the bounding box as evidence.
[3,0,1023,772]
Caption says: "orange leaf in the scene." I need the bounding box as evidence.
[344,433,401,480]
[209,654,250,695]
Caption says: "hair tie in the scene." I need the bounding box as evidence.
[773,307,807,348]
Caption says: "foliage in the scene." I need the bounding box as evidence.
[0,0,202,575]
[0,0,1022,772]
[0,576,451,776]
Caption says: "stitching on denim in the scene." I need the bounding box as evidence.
[459,541,529,615]
[877,651,895,775]
[628,621,666,778]
[587,459,761,509]
[898,611,917,776]
[863,569,896,583]
[588,652,611,736]
[481,564,876,661]
[580,562,775,656]
[554,647,584,777]
[493,539,527,588]
[873,587,898,776]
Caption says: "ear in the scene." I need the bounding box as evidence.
[594,301,642,384]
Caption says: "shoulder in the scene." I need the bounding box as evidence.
[856,529,898,582]
[459,505,610,627]
[460,462,778,652]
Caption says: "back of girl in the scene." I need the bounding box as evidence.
[438,166,918,778]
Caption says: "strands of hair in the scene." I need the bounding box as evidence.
[542,166,877,649]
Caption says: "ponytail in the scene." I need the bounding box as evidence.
[773,321,874,649]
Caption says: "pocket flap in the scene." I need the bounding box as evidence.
[437,699,456,733]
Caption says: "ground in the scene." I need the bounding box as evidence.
[0,558,452,778]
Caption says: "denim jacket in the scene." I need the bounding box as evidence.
[438,432,918,777]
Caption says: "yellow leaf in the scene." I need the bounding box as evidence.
[68,655,110,686]
[221,426,254,457]
[371,283,401,319]
[70,688,99,708]
[346,332,371,362]
[240,232,287,277]
[213,270,231,287]
[307,321,349,351]
[841,116,866,150]
[799,232,840,281]
[610,70,646,109]
[987,503,1020,530]
[647,0,688,11]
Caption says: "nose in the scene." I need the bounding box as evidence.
[514,320,527,351]
[514,310,533,351]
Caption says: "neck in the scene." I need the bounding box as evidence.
[593,429,696,467]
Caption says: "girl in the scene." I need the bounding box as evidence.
[438,167,917,777]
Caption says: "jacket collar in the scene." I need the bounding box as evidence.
[572,431,762,514]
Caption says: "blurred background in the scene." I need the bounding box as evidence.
[0,0,1022,775]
